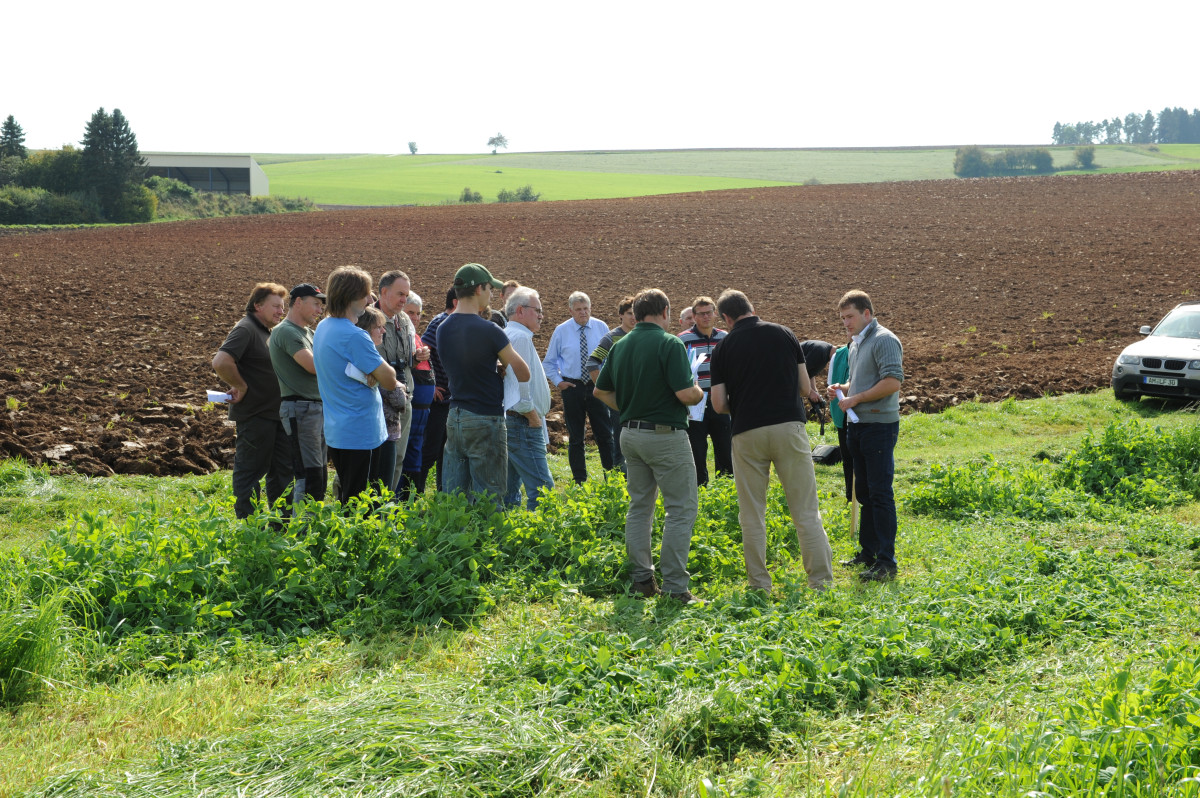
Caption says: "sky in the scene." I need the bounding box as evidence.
[8,0,1198,155]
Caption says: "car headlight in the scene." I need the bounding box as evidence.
[1190,360,1200,370]
[1118,354,1141,365]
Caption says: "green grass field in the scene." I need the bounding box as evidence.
[259,146,1200,206]
[2,391,1198,797]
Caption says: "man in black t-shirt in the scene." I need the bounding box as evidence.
[708,289,834,593]
[436,263,529,502]
[212,282,294,519]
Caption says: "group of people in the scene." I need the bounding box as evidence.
[214,266,905,599]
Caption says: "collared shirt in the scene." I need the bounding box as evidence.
[708,315,807,436]
[503,320,551,416]
[678,325,727,391]
[218,313,280,422]
[585,325,630,378]
[595,322,694,429]
[543,316,609,384]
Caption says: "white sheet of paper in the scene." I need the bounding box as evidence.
[206,390,233,403]
[688,390,707,421]
[835,389,861,424]
[345,362,370,385]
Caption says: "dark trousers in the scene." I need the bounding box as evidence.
[846,421,899,569]
[608,406,625,471]
[561,380,614,483]
[232,416,293,519]
[421,401,450,491]
[836,425,854,502]
[686,402,732,486]
[329,443,389,505]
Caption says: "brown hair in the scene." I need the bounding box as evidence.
[378,270,410,291]
[632,288,669,322]
[691,295,716,314]
[617,295,635,316]
[244,282,286,314]
[838,289,873,315]
[325,266,373,317]
[715,289,753,320]
[356,305,387,333]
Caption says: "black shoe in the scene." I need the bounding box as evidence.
[840,552,875,568]
[859,565,897,583]
[630,577,661,598]
[664,590,704,605]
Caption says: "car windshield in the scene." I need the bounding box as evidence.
[1152,307,1200,339]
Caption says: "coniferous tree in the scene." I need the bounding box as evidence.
[0,115,26,159]
[81,107,146,219]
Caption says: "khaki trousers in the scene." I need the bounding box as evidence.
[731,421,834,591]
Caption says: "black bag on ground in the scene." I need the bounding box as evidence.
[811,444,842,465]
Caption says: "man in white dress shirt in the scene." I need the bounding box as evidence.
[542,291,615,483]
[502,287,554,509]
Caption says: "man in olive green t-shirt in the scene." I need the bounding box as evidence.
[595,288,705,604]
[269,284,328,506]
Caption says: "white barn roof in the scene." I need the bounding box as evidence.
[142,152,268,196]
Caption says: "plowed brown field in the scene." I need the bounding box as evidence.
[1,171,1196,477]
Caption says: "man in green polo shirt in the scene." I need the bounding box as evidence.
[595,288,705,604]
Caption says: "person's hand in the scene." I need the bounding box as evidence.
[367,375,378,388]
[826,383,843,402]
[227,386,244,404]
[414,345,430,362]
[525,410,543,428]
[557,380,572,391]
[433,386,446,401]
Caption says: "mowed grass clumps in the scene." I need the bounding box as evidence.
[2,398,1199,796]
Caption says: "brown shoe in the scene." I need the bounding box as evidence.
[664,590,704,605]
[631,577,661,598]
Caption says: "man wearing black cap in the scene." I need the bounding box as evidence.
[436,263,530,502]
[270,283,328,506]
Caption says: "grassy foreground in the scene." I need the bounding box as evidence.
[259,146,1200,206]
[1,392,1198,797]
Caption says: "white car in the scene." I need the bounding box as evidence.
[1111,301,1200,401]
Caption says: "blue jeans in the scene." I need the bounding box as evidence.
[846,421,899,569]
[505,416,554,510]
[443,407,507,503]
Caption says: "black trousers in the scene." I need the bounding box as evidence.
[421,401,450,491]
[561,380,614,483]
[686,401,732,486]
[232,416,293,519]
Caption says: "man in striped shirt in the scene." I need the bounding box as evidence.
[679,296,732,486]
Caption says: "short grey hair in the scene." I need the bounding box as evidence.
[568,291,591,309]
[506,286,540,318]
[404,291,423,311]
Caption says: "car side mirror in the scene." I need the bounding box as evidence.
[1139,325,1152,335]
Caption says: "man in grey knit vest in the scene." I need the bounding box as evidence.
[828,290,904,582]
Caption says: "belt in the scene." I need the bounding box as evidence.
[564,376,592,386]
[281,396,321,403]
[623,420,678,432]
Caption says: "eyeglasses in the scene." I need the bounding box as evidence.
[523,305,544,316]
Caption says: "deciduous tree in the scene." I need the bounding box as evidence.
[487,133,508,154]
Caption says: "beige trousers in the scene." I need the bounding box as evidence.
[731,421,834,591]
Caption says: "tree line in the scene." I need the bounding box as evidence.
[1,109,154,223]
[1051,107,1200,146]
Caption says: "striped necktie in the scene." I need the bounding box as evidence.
[579,324,589,381]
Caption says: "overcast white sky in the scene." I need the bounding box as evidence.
[9,1,1197,155]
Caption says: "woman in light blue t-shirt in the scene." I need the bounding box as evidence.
[312,267,397,504]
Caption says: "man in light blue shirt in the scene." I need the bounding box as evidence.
[503,286,554,509]
[542,291,615,483]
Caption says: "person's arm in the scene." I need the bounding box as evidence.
[212,351,246,403]
[542,327,568,389]
[676,383,704,406]
[710,383,729,414]
[371,361,398,391]
[498,343,530,383]
[593,387,618,411]
[836,376,901,410]
[798,364,812,400]
[292,348,316,375]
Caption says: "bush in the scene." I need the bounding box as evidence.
[145,175,196,202]
[0,186,97,224]
[954,146,1055,178]
[1074,145,1096,169]
[496,185,540,203]
[110,184,157,223]
[953,146,988,178]
[459,187,483,203]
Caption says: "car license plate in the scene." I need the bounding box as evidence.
[1144,376,1178,387]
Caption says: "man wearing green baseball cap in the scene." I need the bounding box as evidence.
[435,263,530,502]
